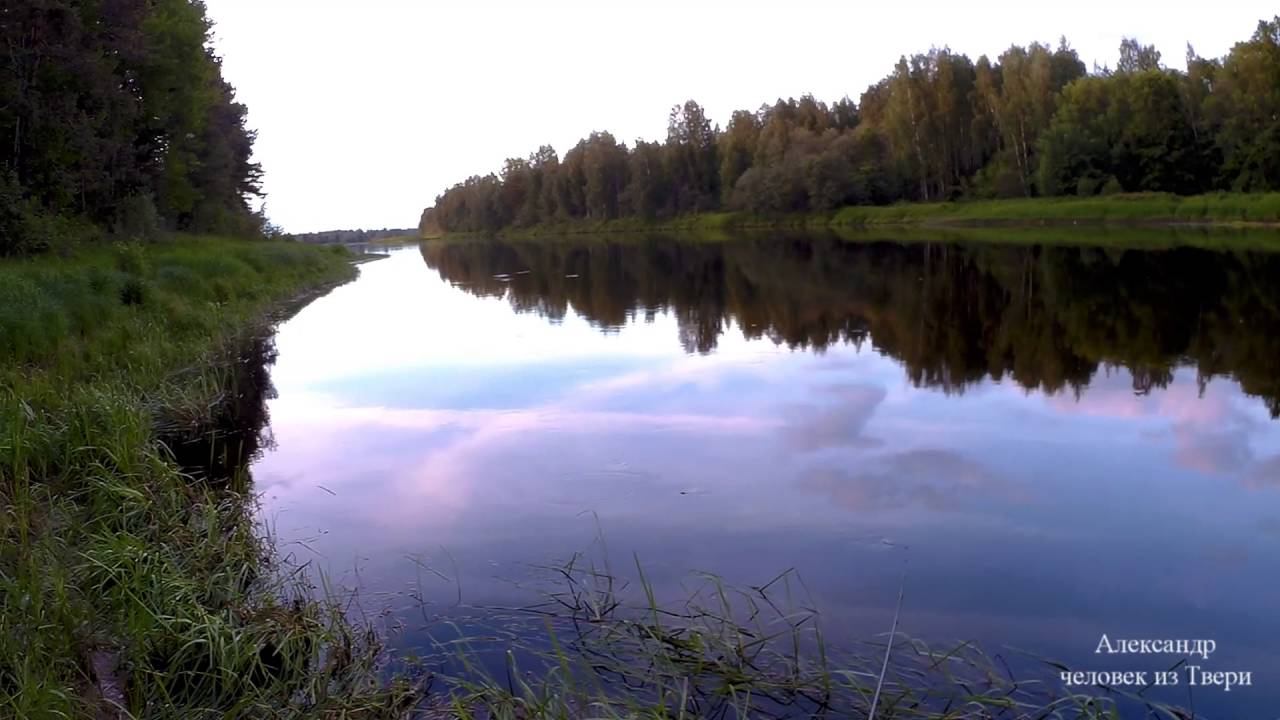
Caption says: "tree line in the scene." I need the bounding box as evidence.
[421,19,1280,234]
[1,0,264,254]
[289,228,415,245]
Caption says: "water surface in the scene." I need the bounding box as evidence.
[253,232,1280,715]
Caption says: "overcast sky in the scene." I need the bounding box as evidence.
[203,0,1277,233]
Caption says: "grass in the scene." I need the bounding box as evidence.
[439,192,1280,243]
[0,237,424,718]
[412,552,1184,719]
[827,192,1280,226]
[819,223,1280,251]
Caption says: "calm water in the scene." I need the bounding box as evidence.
[253,233,1280,716]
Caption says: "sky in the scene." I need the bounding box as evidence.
[202,0,1278,233]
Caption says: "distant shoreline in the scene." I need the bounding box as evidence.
[422,193,1280,241]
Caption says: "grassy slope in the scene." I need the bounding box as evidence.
[0,239,416,718]
[437,192,1280,241]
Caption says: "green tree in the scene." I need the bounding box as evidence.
[582,132,629,220]
[0,0,264,248]
[623,140,670,219]
[718,110,761,201]
[1117,38,1162,73]
[420,19,1280,231]
[1038,69,1205,196]
[1207,18,1280,190]
[664,100,720,213]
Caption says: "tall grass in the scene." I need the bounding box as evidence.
[0,238,424,718]
[412,553,1182,719]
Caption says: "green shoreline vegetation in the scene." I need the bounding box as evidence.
[824,192,1280,226]
[0,240,430,717]
[421,20,1280,242]
[2,1,422,715]
[427,192,1280,243]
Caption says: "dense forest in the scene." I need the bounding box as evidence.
[1,0,264,254]
[421,234,1280,416]
[422,19,1280,234]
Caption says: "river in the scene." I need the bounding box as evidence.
[251,231,1280,716]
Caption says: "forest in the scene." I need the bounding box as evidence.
[1,0,264,254]
[422,19,1280,234]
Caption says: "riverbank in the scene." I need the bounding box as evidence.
[426,192,1280,241]
[0,238,420,717]
[830,192,1280,226]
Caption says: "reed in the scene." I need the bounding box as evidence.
[409,552,1189,719]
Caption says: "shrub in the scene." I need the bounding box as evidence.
[114,241,150,276]
[0,172,46,256]
[1076,175,1102,196]
[112,194,164,243]
[119,276,149,307]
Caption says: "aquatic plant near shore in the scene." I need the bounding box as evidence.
[403,551,1186,719]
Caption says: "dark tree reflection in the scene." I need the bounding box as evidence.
[422,234,1280,415]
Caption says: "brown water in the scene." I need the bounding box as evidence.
[252,231,1280,715]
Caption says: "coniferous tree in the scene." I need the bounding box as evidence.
[0,0,265,253]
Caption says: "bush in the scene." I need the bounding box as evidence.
[27,211,99,252]
[114,241,150,276]
[0,172,46,256]
[1100,177,1125,196]
[968,153,1029,199]
[112,194,164,243]
[119,276,150,307]
[1076,175,1102,196]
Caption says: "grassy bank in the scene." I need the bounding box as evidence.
[0,238,421,718]
[828,192,1280,226]
[431,192,1280,242]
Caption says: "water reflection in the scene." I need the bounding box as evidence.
[422,233,1280,413]
[800,448,1017,513]
[253,234,1280,716]
[160,333,277,483]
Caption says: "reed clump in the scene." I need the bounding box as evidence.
[411,553,1188,719]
